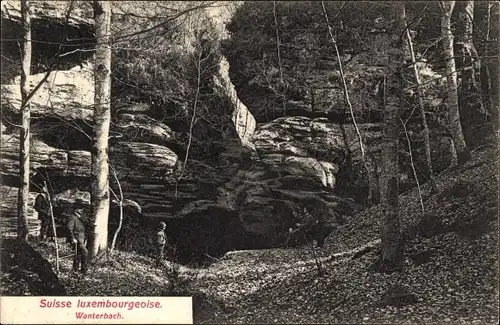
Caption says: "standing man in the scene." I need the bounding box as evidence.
[67,208,88,274]
[155,221,167,267]
[34,183,51,241]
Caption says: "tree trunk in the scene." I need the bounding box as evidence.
[491,2,500,210]
[482,3,493,116]
[379,1,405,272]
[406,25,436,192]
[89,0,112,260]
[460,1,481,91]
[17,0,31,241]
[439,1,471,164]
[459,1,487,135]
[273,0,287,116]
[491,1,500,133]
[109,168,123,256]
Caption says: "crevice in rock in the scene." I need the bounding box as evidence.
[32,117,93,151]
[1,16,95,82]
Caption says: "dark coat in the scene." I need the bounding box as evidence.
[66,213,86,242]
[34,193,50,219]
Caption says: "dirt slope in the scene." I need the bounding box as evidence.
[194,142,498,324]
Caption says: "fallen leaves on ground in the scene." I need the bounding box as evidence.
[26,143,499,324]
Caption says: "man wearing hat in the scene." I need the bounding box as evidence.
[155,221,168,267]
[66,208,88,274]
[34,183,51,241]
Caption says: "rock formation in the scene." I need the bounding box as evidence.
[0,1,453,262]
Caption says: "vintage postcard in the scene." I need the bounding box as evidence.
[1,1,499,324]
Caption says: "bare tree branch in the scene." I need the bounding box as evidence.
[401,118,425,214]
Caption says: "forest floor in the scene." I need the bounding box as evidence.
[2,142,498,324]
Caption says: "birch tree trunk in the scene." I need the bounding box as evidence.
[89,0,112,259]
[439,1,471,164]
[459,1,487,124]
[17,0,31,241]
[460,1,481,91]
[379,1,405,271]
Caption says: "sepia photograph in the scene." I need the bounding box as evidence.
[1,0,499,324]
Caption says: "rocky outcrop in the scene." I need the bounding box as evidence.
[1,65,95,121]
[0,63,445,262]
[0,32,95,236]
[252,116,346,188]
[210,116,371,245]
[214,57,256,145]
[51,189,141,216]
[0,187,41,237]
[1,1,93,26]
[113,114,177,145]
[0,134,179,183]
[2,0,436,261]
[110,142,178,182]
[1,134,91,178]
[1,1,95,82]
[0,75,180,235]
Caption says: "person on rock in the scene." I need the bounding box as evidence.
[66,208,88,274]
[155,221,168,267]
[34,183,51,241]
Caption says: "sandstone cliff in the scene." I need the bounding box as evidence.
[0,1,452,262]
